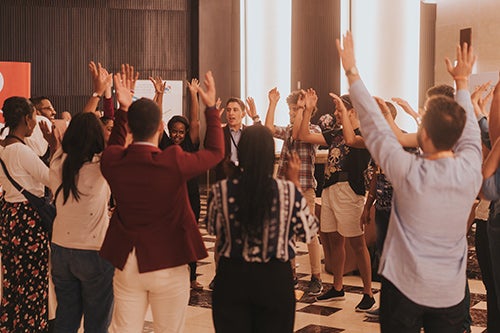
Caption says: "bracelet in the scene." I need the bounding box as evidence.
[454,76,468,81]
[252,115,260,121]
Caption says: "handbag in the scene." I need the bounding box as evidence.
[0,158,59,236]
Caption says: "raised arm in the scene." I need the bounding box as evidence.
[264,87,280,134]
[83,61,112,114]
[176,71,224,181]
[149,76,166,113]
[391,97,421,125]
[330,92,365,148]
[375,97,418,148]
[108,72,133,146]
[298,89,326,145]
[472,82,493,149]
[291,92,306,139]
[489,75,500,144]
[187,78,201,145]
[245,96,261,125]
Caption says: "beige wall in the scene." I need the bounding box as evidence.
[435,0,500,85]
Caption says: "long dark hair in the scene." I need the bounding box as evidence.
[61,112,105,203]
[235,125,275,237]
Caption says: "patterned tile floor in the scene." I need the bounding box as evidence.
[139,228,487,333]
[138,191,488,332]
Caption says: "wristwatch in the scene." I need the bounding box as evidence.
[92,92,102,99]
[345,66,359,77]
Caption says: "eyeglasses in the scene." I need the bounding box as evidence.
[38,106,55,111]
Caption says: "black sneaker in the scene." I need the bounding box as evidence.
[209,278,216,290]
[316,287,345,301]
[365,307,380,318]
[355,294,376,312]
[307,276,323,296]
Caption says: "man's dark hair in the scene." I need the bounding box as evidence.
[422,95,466,151]
[225,97,245,111]
[128,98,162,141]
[426,84,455,99]
[30,96,51,108]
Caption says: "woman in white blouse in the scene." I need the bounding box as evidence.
[0,96,51,332]
[48,111,113,332]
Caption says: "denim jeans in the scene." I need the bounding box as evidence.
[380,278,466,333]
[51,243,114,333]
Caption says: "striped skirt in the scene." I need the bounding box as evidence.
[0,200,49,332]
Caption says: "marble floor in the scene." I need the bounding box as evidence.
[138,226,488,333]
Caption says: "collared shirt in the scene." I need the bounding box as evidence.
[206,178,318,262]
[274,124,321,190]
[229,128,242,164]
[350,80,482,308]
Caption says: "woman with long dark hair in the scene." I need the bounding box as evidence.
[48,112,114,332]
[206,124,319,332]
[0,96,51,331]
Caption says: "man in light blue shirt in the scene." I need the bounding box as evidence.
[335,32,482,332]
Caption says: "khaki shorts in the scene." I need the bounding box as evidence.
[320,182,365,237]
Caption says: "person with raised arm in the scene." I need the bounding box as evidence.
[263,87,323,296]
[158,77,204,291]
[337,31,481,332]
[100,70,223,333]
[298,89,374,311]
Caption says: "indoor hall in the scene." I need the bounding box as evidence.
[1,0,500,332]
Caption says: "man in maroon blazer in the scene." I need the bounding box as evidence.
[100,70,224,333]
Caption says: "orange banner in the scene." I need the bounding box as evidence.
[0,62,31,122]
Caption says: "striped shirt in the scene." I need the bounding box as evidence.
[206,178,318,263]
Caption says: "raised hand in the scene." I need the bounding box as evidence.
[197,71,216,107]
[304,88,318,111]
[187,78,200,94]
[113,73,133,111]
[245,97,257,119]
[121,64,139,95]
[445,43,476,84]
[89,61,112,96]
[149,76,166,95]
[471,82,492,116]
[268,87,280,105]
[374,96,392,117]
[336,31,356,73]
[329,92,348,114]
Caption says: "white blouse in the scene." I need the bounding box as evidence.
[0,142,49,202]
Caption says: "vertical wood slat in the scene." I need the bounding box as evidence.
[419,2,437,108]
[291,0,341,125]
[0,1,191,115]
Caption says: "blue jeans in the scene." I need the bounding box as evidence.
[51,243,114,333]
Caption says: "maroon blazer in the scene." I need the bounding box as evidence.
[100,107,224,273]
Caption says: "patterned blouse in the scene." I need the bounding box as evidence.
[206,178,319,263]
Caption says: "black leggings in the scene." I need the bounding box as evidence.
[212,257,295,333]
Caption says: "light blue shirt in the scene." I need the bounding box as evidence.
[229,128,242,164]
[350,80,482,307]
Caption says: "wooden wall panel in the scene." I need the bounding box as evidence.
[0,0,192,116]
[291,0,341,125]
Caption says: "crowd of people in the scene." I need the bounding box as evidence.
[0,31,500,333]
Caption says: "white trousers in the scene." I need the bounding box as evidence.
[109,249,190,333]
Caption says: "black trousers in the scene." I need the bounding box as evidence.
[475,219,500,332]
[212,257,295,333]
[380,278,466,333]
